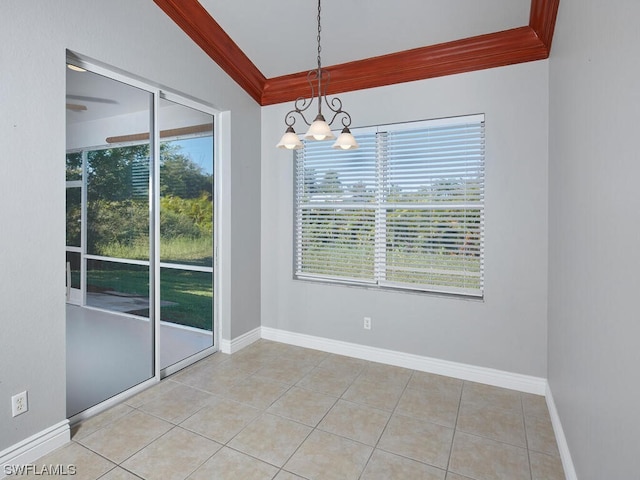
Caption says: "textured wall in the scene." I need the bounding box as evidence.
[548,1,640,478]
[262,60,549,377]
[0,0,261,451]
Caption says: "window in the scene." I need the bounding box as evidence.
[294,114,485,297]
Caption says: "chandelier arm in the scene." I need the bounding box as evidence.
[276,0,358,149]
[283,109,314,128]
[323,109,352,129]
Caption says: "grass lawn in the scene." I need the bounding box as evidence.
[87,265,212,331]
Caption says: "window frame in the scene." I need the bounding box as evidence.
[293,114,485,298]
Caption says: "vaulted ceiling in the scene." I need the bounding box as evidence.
[152,0,559,106]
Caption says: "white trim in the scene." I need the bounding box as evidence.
[219,327,261,354]
[260,327,546,395]
[545,383,578,480]
[0,421,70,479]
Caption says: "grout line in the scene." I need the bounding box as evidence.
[521,393,534,480]
[444,378,465,474]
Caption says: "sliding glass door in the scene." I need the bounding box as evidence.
[158,97,214,370]
[66,62,216,418]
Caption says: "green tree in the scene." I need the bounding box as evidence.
[318,171,342,194]
[160,143,212,199]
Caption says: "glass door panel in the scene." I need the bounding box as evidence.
[66,66,154,417]
[158,98,214,370]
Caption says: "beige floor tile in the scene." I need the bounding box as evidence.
[361,449,446,480]
[255,359,316,385]
[408,371,463,392]
[530,450,566,480]
[448,431,530,480]
[138,384,215,424]
[78,410,173,463]
[98,467,142,480]
[284,430,373,480]
[267,386,337,426]
[121,427,220,480]
[358,362,412,389]
[317,399,390,446]
[274,471,308,480]
[317,353,367,376]
[461,382,523,415]
[180,397,261,444]
[224,374,290,409]
[187,447,278,480]
[20,442,115,480]
[378,414,453,469]
[172,362,250,395]
[193,351,231,368]
[229,413,312,467]
[456,402,527,447]
[52,342,571,480]
[525,414,560,456]
[125,379,181,408]
[342,377,404,411]
[71,402,134,440]
[445,473,475,480]
[247,339,287,356]
[396,384,461,428]
[296,366,356,397]
[222,350,272,374]
[281,345,330,367]
[522,392,551,421]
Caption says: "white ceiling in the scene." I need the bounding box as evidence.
[199,0,531,78]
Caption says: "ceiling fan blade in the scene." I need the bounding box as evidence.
[66,103,87,111]
[67,94,117,105]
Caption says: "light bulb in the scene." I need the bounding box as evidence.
[332,127,359,150]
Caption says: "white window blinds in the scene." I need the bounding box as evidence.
[295,114,485,297]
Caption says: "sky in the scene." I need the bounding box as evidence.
[172,136,214,175]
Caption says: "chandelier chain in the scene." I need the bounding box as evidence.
[317,0,322,71]
[276,0,358,150]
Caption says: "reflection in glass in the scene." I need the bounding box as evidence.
[160,267,212,331]
[86,145,150,259]
[158,98,214,369]
[66,187,81,247]
[86,259,150,317]
[66,152,82,181]
[160,137,213,267]
[66,251,81,290]
[66,66,155,418]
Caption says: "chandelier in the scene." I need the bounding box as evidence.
[276,0,359,151]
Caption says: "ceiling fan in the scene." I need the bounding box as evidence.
[66,94,119,112]
[66,103,87,111]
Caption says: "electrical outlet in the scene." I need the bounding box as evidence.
[11,391,28,417]
[363,316,371,330]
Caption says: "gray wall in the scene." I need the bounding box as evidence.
[0,0,261,451]
[548,1,640,478]
[262,60,549,377]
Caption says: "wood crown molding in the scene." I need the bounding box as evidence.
[529,0,560,50]
[152,0,265,104]
[153,0,559,106]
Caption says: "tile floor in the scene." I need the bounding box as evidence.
[25,340,565,480]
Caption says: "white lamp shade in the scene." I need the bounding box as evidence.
[332,128,359,150]
[276,128,303,150]
[304,115,335,141]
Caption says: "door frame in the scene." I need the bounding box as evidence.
[66,53,223,423]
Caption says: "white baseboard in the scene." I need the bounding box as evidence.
[545,384,578,480]
[219,326,261,354]
[0,420,70,480]
[260,327,547,395]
